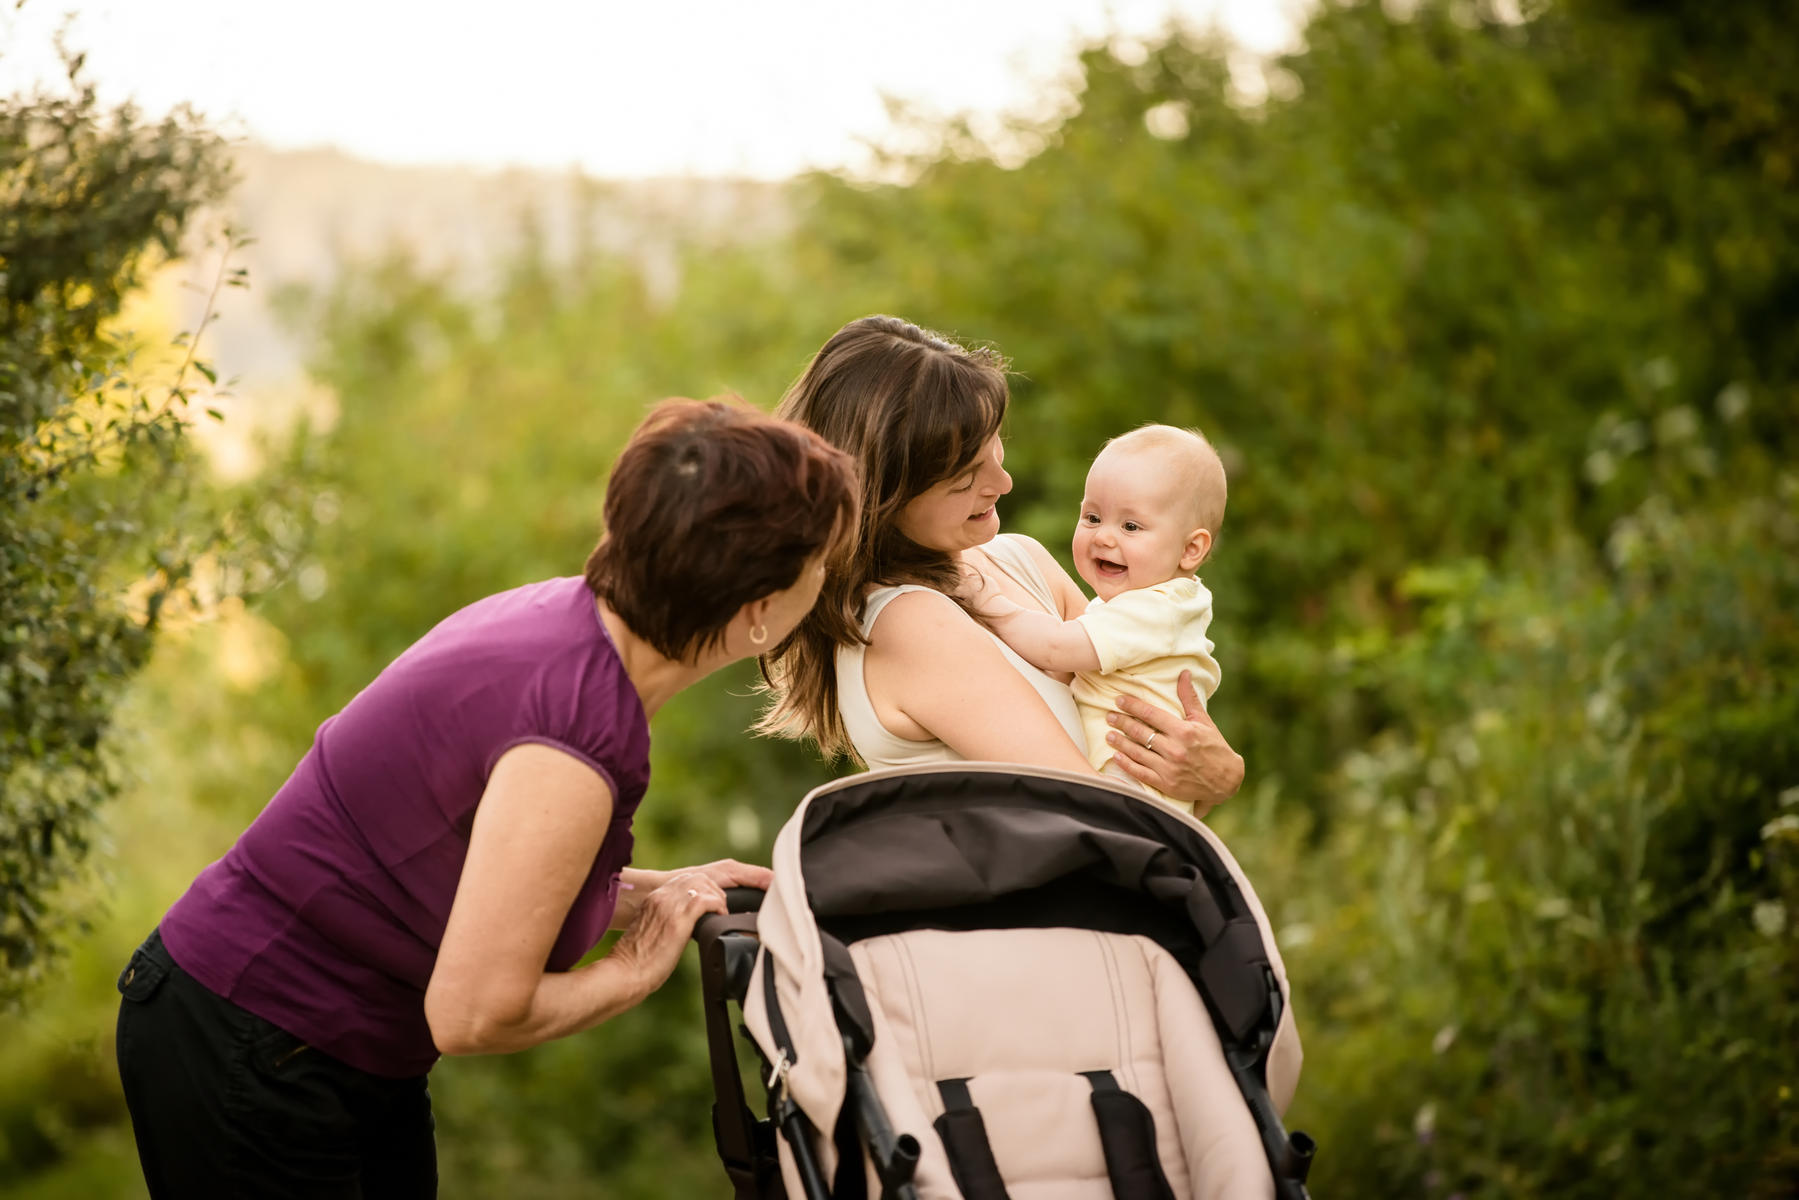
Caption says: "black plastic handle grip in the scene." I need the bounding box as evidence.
[724,886,767,914]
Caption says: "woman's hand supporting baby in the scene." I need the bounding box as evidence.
[1104,671,1244,816]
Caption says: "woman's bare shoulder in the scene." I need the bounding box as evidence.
[867,585,970,646]
[869,586,1014,670]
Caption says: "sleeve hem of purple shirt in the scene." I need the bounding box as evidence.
[485,736,622,808]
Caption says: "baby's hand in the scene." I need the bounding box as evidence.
[950,562,988,605]
[952,565,1023,621]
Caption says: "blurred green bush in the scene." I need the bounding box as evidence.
[1229,453,1798,1196]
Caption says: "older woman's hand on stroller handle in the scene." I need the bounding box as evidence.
[679,858,774,893]
[1106,670,1244,814]
[610,871,729,996]
[612,860,770,928]
[691,887,765,951]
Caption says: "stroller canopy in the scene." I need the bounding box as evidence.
[740,764,1305,1200]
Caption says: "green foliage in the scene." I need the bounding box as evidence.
[0,46,249,1002]
[1227,445,1799,1196]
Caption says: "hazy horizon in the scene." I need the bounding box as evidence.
[0,0,1299,180]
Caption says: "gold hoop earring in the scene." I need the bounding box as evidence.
[749,624,769,646]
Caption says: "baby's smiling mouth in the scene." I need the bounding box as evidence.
[1092,557,1127,576]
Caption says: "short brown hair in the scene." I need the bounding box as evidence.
[585,398,858,663]
[757,316,1009,758]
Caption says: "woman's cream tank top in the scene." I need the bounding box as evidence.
[835,534,1087,770]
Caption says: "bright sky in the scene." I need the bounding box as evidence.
[1,0,1300,178]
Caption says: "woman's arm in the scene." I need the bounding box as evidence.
[425,743,727,1057]
[864,589,1095,773]
[1103,671,1246,815]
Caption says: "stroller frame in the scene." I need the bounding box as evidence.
[699,902,923,1199]
[695,764,1315,1200]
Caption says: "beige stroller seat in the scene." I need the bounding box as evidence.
[694,764,1313,1200]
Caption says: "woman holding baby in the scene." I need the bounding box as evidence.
[760,314,1242,815]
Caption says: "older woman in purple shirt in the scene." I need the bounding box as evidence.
[114,399,859,1198]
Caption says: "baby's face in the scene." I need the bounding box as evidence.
[1072,445,1205,602]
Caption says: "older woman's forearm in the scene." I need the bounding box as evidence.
[431,865,729,1057]
[429,954,652,1057]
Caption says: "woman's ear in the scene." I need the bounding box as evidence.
[1180,527,1214,572]
[739,595,773,636]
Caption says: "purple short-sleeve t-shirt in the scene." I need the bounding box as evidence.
[159,577,650,1078]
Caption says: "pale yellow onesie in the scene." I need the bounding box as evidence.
[1071,576,1221,814]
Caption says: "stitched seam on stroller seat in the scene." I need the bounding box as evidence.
[1095,931,1134,1094]
[893,935,938,1099]
[1128,937,1160,1100]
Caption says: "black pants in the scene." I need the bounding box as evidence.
[115,929,438,1199]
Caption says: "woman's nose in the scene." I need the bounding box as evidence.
[988,465,1013,496]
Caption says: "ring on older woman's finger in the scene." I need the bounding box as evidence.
[1144,731,1156,752]
[686,888,698,898]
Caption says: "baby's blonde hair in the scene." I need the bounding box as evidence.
[1101,423,1228,536]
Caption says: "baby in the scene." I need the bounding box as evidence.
[981,424,1225,813]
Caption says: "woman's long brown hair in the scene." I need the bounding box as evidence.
[755,315,1008,760]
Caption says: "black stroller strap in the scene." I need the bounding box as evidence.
[762,947,798,1067]
[1201,919,1274,1042]
[1081,1071,1178,1200]
[819,931,877,1061]
[933,1078,1012,1200]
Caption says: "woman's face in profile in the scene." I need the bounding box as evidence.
[895,434,1012,554]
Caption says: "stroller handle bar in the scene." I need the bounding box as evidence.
[692,887,766,950]
[724,886,767,914]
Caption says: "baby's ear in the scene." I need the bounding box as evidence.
[1181,528,1213,572]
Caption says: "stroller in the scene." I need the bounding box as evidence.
[693,763,1314,1200]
